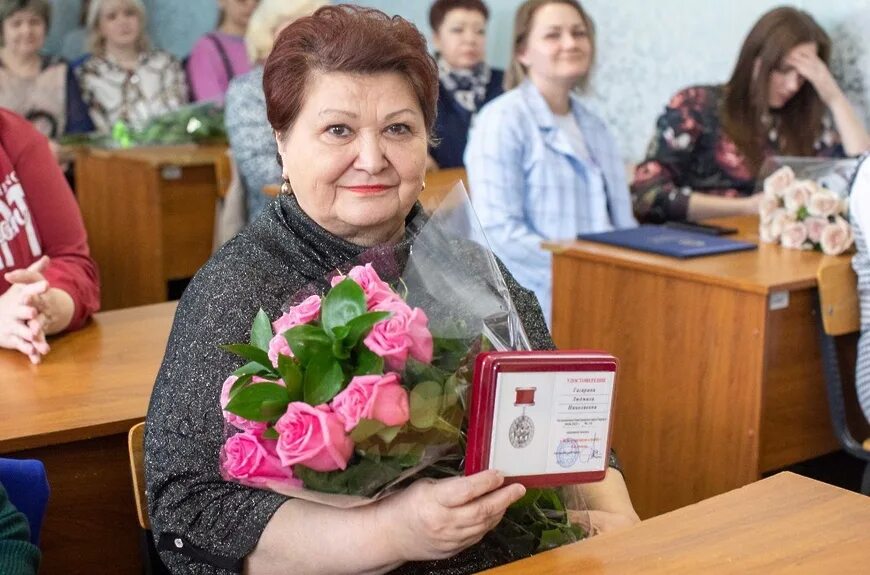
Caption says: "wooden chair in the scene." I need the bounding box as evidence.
[422,167,468,213]
[128,422,172,574]
[815,259,870,494]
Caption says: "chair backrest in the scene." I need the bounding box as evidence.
[0,458,50,545]
[422,167,468,213]
[817,258,860,336]
[128,422,150,530]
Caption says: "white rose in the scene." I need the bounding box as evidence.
[780,221,809,249]
[807,188,841,218]
[804,216,828,244]
[759,220,777,243]
[769,209,793,240]
[820,216,853,255]
[763,166,796,198]
[783,180,817,213]
[759,194,780,222]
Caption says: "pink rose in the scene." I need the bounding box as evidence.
[331,264,396,309]
[806,188,841,218]
[783,180,817,213]
[331,372,410,432]
[804,216,828,244]
[759,194,780,222]
[820,217,853,255]
[221,375,285,432]
[222,431,301,488]
[268,295,322,365]
[364,298,433,370]
[763,166,795,198]
[275,403,353,472]
[780,221,809,250]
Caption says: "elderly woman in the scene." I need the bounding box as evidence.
[464,0,636,326]
[225,0,325,222]
[186,0,258,105]
[75,0,187,132]
[145,6,637,574]
[428,0,502,169]
[631,7,870,223]
[0,0,93,142]
[0,108,100,364]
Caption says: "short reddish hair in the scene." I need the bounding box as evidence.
[263,5,439,137]
[429,0,489,32]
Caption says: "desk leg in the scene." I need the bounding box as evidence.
[551,257,766,518]
[12,435,141,575]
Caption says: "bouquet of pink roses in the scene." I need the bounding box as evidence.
[758,157,858,255]
[217,183,588,555]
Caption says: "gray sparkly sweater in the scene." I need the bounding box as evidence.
[145,195,559,574]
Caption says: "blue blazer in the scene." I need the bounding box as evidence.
[430,68,503,169]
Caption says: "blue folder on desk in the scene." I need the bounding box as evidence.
[577,225,757,258]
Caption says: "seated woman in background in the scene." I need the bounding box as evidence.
[847,156,870,426]
[146,6,637,573]
[0,108,100,364]
[187,0,257,105]
[75,0,187,132]
[0,0,94,149]
[427,0,502,169]
[465,0,636,326]
[225,0,325,222]
[631,6,870,223]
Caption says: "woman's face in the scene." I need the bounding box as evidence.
[433,8,487,70]
[219,0,259,30]
[98,0,142,51]
[276,71,428,246]
[518,3,592,87]
[766,42,815,109]
[1,9,46,56]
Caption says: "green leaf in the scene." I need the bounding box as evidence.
[250,308,274,351]
[376,425,402,444]
[409,380,443,430]
[225,383,290,422]
[294,456,404,496]
[344,311,390,346]
[220,344,272,369]
[277,355,303,401]
[228,373,254,402]
[262,427,279,440]
[322,278,366,337]
[538,528,573,552]
[332,338,351,360]
[303,355,345,406]
[332,325,350,340]
[349,418,386,442]
[510,487,543,510]
[233,361,273,378]
[284,325,332,365]
[354,346,384,376]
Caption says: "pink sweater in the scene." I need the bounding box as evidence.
[186,32,252,105]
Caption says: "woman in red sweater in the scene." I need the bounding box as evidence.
[0,108,99,364]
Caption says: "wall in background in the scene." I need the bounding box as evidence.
[47,0,870,162]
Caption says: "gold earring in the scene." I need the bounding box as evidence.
[421,181,427,191]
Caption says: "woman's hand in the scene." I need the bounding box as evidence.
[0,279,50,364]
[569,509,640,537]
[785,46,844,107]
[379,470,526,562]
[5,256,75,336]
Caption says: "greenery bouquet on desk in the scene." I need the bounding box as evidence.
[59,102,226,149]
[758,157,859,255]
[217,183,590,558]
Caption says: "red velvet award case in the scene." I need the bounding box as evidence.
[466,350,618,487]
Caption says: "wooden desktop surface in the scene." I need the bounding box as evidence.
[545,216,863,518]
[483,472,870,574]
[544,216,842,294]
[0,301,177,574]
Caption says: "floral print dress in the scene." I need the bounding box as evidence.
[631,85,844,223]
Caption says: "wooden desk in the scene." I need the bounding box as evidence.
[546,216,870,518]
[0,302,177,574]
[75,145,229,310]
[483,472,870,574]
